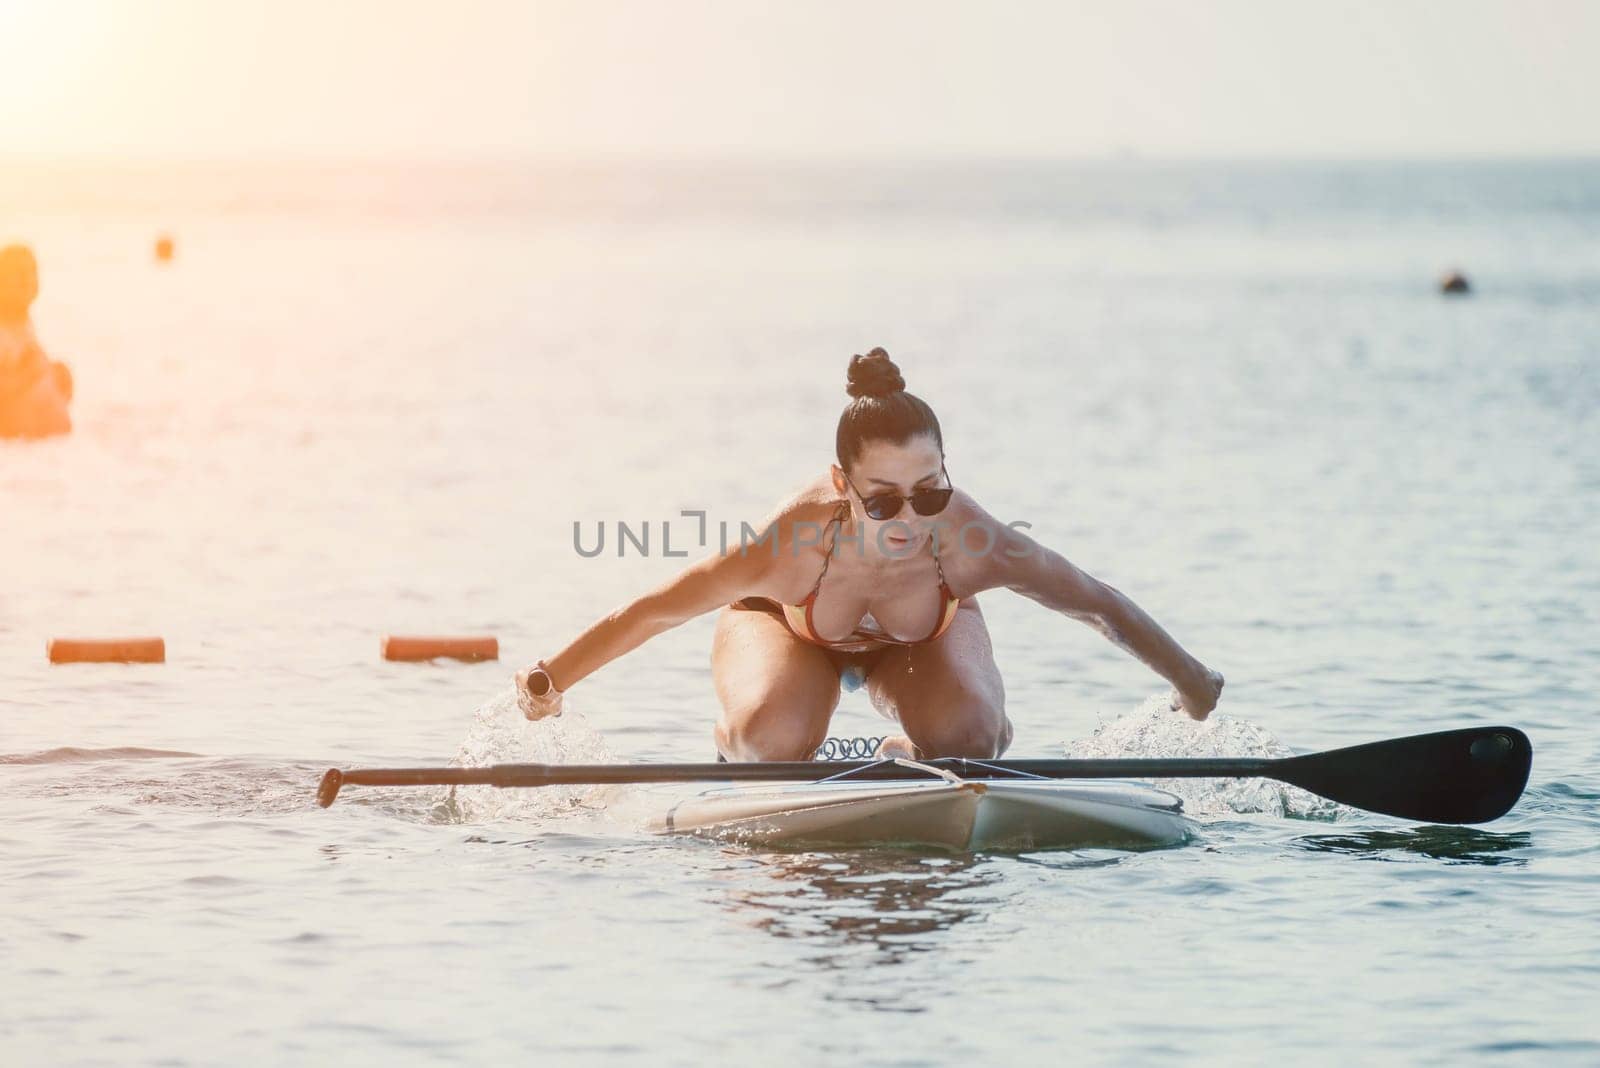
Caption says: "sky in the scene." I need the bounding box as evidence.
[1,0,1596,160]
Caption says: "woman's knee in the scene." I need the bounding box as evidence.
[911,724,1004,758]
[715,696,831,761]
[906,692,1010,758]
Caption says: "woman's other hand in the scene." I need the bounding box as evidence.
[1170,667,1225,721]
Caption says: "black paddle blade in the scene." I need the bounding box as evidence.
[1272,726,1532,824]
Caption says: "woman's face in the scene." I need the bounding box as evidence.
[834,434,948,558]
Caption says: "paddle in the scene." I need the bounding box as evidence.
[316,725,1531,823]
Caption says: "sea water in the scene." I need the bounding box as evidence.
[3,159,1597,1064]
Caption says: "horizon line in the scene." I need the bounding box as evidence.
[3,149,1599,170]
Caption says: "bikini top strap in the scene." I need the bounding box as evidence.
[804,500,851,601]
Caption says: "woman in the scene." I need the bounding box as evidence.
[517,348,1223,761]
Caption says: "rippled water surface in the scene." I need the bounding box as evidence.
[3,159,1598,1064]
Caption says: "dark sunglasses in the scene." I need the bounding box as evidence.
[844,461,954,521]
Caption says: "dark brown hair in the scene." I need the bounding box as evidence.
[835,347,943,470]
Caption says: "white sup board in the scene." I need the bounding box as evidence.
[654,775,1191,852]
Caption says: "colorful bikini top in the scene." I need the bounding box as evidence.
[780,501,961,650]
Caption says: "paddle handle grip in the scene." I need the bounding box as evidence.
[317,769,344,808]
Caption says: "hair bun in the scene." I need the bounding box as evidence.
[845,347,906,400]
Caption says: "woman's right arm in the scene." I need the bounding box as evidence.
[519,539,780,714]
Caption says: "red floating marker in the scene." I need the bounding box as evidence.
[381,635,499,662]
[48,637,166,664]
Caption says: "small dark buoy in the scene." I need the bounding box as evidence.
[154,234,175,262]
[1439,269,1471,295]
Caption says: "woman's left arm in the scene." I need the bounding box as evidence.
[955,504,1224,720]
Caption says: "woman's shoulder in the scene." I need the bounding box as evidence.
[719,475,845,596]
[757,472,846,530]
[930,488,1033,589]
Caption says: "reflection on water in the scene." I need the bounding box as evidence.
[1294,826,1533,867]
[732,851,999,953]
[1012,849,1141,872]
[720,851,1004,1012]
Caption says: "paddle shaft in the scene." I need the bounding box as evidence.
[317,726,1532,824]
[324,756,1270,793]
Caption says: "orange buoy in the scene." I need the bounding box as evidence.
[48,637,166,664]
[381,635,499,662]
[154,234,175,262]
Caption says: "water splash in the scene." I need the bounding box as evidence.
[1063,694,1346,821]
[428,687,619,824]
